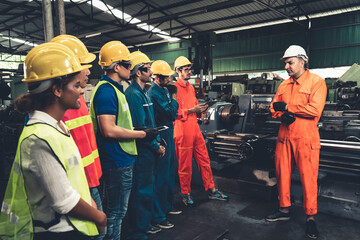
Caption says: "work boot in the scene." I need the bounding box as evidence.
[156,219,174,229]
[146,225,162,234]
[265,209,290,222]
[182,193,194,207]
[208,189,229,201]
[306,220,319,239]
[168,208,182,215]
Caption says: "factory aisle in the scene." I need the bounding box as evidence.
[148,183,360,240]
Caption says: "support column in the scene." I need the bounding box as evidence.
[57,0,66,35]
[42,0,54,42]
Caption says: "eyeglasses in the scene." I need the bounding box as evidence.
[180,67,192,72]
[139,67,151,73]
[117,61,132,70]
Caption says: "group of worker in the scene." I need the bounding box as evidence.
[0,32,325,240]
[0,35,228,240]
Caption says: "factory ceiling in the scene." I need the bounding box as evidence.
[0,0,360,56]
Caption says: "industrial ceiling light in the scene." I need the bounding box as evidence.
[66,0,180,41]
[0,34,38,47]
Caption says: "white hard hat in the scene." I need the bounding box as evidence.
[281,45,308,62]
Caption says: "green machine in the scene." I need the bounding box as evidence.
[325,78,338,103]
[246,77,282,94]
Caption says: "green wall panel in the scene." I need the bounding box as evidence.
[311,46,360,68]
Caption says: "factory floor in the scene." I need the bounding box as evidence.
[147,177,360,240]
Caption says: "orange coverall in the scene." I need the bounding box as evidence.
[271,69,327,215]
[174,79,215,194]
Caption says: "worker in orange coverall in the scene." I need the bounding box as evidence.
[266,45,327,240]
[173,56,229,207]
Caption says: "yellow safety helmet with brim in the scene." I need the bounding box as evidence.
[50,34,96,64]
[22,42,91,82]
[129,51,153,70]
[174,56,192,70]
[151,60,174,76]
[98,41,130,67]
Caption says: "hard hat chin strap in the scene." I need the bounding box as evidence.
[130,64,145,76]
[298,55,308,63]
[28,79,54,94]
[102,62,118,70]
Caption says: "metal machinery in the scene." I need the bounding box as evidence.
[200,67,360,221]
[0,72,26,203]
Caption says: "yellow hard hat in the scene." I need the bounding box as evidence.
[129,51,153,70]
[174,56,192,70]
[50,34,96,64]
[22,42,91,82]
[98,41,130,67]
[152,60,174,76]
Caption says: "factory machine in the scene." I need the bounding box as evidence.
[200,66,360,221]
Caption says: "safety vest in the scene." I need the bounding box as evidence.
[63,96,102,188]
[0,123,98,239]
[90,80,137,156]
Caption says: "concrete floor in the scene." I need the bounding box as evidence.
[148,184,360,240]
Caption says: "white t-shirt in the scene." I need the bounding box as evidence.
[22,110,80,232]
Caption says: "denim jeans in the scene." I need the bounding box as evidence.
[90,187,105,240]
[102,164,133,240]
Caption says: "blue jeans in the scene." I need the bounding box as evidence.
[102,165,133,240]
[90,187,105,240]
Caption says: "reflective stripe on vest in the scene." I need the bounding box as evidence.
[82,149,99,167]
[90,80,137,155]
[65,115,92,130]
[65,114,99,167]
[0,123,98,239]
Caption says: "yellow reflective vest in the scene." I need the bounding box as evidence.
[0,123,98,239]
[90,80,137,155]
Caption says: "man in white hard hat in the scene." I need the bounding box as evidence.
[266,45,327,239]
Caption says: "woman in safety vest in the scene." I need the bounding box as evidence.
[0,42,106,240]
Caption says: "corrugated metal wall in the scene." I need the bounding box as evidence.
[133,11,360,74]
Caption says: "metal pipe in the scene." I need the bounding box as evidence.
[212,142,239,147]
[320,143,360,152]
[57,0,66,34]
[319,164,360,173]
[213,151,240,156]
[42,0,54,42]
[321,139,360,146]
[214,147,238,152]
[320,159,360,167]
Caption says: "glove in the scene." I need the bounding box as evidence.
[166,85,177,95]
[143,128,159,141]
[273,101,287,111]
[281,112,296,125]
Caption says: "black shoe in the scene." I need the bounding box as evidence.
[147,225,162,234]
[156,219,174,229]
[168,208,182,215]
[265,210,290,222]
[306,220,319,239]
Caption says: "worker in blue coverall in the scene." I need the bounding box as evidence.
[148,60,182,230]
[125,51,166,240]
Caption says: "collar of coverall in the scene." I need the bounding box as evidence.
[131,78,147,93]
[285,68,309,85]
[176,77,189,88]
